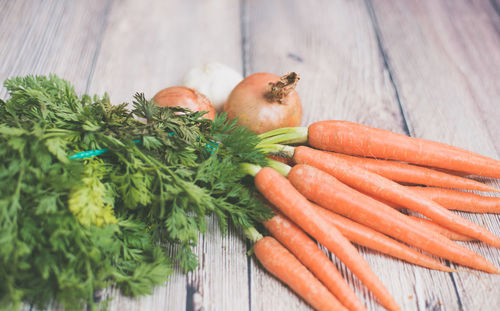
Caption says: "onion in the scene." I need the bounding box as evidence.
[153,86,216,120]
[224,72,302,134]
[182,62,243,112]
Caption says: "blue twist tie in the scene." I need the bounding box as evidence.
[68,134,219,159]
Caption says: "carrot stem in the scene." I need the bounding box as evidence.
[258,143,296,158]
[266,159,291,177]
[258,126,306,139]
[240,163,262,177]
[258,127,308,144]
[244,226,264,243]
[260,133,308,145]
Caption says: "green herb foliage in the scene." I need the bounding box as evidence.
[0,75,271,310]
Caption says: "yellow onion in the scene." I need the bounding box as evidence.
[153,86,216,120]
[224,72,302,134]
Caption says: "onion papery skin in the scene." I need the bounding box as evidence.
[224,73,302,134]
[153,86,216,120]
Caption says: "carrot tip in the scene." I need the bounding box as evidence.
[490,240,500,248]
[491,267,500,274]
[486,268,500,274]
[485,264,500,274]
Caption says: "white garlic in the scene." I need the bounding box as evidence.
[182,62,243,112]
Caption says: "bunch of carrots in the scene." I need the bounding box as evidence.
[240,120,500,311]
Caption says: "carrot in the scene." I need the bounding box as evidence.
[287,164,499,274]
[253,167,400,311]
[252,234,348,311]
[264,213,367,311]
[408,186,500,214]
[330,152,499,193]
[311,205,453,271]
[420,166,470,177]
[407,216,474,241]
[362,188,475,241]
[367,191,491,241]
[258,121,500,178]
[308,121,500,178]
[294,146,500,248]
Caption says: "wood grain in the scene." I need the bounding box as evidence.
[0,0,112,97]
[87,1,248,310]
[87,0,243,106]
[370,0,500,309]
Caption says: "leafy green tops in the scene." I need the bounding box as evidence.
[0,75,271,310]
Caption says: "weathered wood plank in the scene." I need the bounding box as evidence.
[0,0,112,97]
[244,0,461,310]
[87,1,248,310]
[370,0,500,309]
[87,0,243,106]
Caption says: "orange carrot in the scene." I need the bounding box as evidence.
[362,188,474,241]
[408,187,500,214]
[307,120,500,178]
[330,152,499,192]
[420,166,470,177]
[253,235,348,311]
[264,213,367,311]
[294,146,500,248]
[311,205,453,271]
[254,167,400,311]
[355,189,405,211]
[287,164,499,274]
[407,216,474,241]
[357,189,404,210]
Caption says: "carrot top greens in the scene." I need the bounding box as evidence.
[0,75,271,310]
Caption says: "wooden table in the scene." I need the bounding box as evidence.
[2,1,500,310]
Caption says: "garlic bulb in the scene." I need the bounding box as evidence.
[182,62,243,112]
